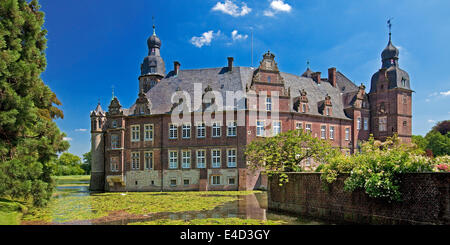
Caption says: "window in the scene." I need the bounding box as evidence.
[403,121,407,127]
[150,66,156,73]
[211,149,221,168]
[169,124,178,139]
[326,107,331,116]
[227,149,237,168]
[357,117,361,130]
[227,121,237,136]
[379,117,387,132]
[212,122,221,137]
[321,125,326,139]
[182,124,191,139]
[267,76,271,83]
[273,121,281,136]
[170,179,177,187]
[266,97,272,111]
[364,118,369,131]
[305,124,312,134]
[196,150,206,168]
[169,151,178,169]
[111,134,119,149]
[345,128,350,141]
[144,152,153,170]
[302,103,307,113]
[228,177,236,185]
[256,121,265,137]
[144,124,153,141]
[110,157,119,172]
[197,122,206,138]
[184,179,190,186]
[329,126,335,140]
[211,175,221,185]
[131,152,140,170]
[131,125,140,142]
[112,120,118,128]
[296,122,303,130]
[182,150,191,169]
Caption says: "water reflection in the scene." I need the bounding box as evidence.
[52,180,328,225]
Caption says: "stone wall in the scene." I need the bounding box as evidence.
[268,172,450,225]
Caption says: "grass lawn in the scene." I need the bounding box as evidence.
[53,175,90,182]
[129,218,285,225]
[0,198,26,225]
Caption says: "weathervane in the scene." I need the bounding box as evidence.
[152,16,156,35]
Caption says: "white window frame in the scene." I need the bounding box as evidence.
[131,125,140,142]
[144,151,153,170]
[144,124,154,141]
[211,149,221,168]
[182,150,191,169]
[357,117,361,130]
[169,123,178,139]
[212,122,222,138]
[111,134,120,149]
[196,149,206,169]
[197,122,206,138]
[227,149,237,168]
[110,157,119,172]
[305,123,312,134]
[256,120,265,137]
[266,97,272,111]
[329,126,335,140]
[320,125,327,139]
[345,128,350,141]
[296,122,303,130]
[169,150,178,169]
[211,175,221,185]
[228,177,236,185]
[131,152,140,170]
[227,121,237,137]
[379,117,387,132]
[364,117,369,131]
[272,121,281,136]
[182,123,191,139]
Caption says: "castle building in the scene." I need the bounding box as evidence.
[89,25,412,192]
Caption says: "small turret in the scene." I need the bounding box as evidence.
[89,102,106,191]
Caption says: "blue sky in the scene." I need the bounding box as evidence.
[38,0,450,157]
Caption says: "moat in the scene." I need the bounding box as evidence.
[21,176,330,225]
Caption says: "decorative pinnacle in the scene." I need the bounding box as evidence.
[387,18,393,42]
[152,16,156,36]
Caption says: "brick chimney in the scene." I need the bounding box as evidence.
[227,57,234,72]
[312,72,321,84]
[174,61,180,76]
[328,67,336,87]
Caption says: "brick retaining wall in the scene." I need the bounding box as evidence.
[268,172,450,225]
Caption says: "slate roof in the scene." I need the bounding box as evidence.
[370,66,411,93]
[125,66,358,120]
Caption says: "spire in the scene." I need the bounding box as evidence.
[152,16,156,36]
[387,18,393,43]
[111,85,115,100]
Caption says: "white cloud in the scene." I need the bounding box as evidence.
[263,10,275,17]
[439,90,450,96]
[190,30,221,48]
[63,137,73,141]
[231,30,248,41]
[428,119,436,124]
[212,0,252,17]
[75,128,88,132]
[270,0,292,12]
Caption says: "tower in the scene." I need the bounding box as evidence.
[139,24,166,93]
[369,21,413,143]
[89,102,106,191]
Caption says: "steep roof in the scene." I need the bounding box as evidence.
[126,66,356,120]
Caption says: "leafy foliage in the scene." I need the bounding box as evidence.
[412,121,450,157]
[245,130,338,185]
[81,151,91,174]
[0,0,68,206]
[319,135,436,202]
[53,153,85,176]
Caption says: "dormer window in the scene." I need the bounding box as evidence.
[150,66,156,73]
[302,103,307,113]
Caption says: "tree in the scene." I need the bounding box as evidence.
[432,120,450,136]
[81,151,91,174]
[425,131,450,157]
[0,0,69,206]
[54,153,84,176]
[245,130,338,173]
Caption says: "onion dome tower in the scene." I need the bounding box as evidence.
[369,20,413,144]
[139,23,166,93]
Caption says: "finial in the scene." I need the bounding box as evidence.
[152,16,156,36]
[387,18,393,42]
[111,85,115,100]
[306,60,310,69]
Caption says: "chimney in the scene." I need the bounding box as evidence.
[174,61,180,76]
[227,57,234,72]
[328,67,336,87]
[312,72,321,84]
